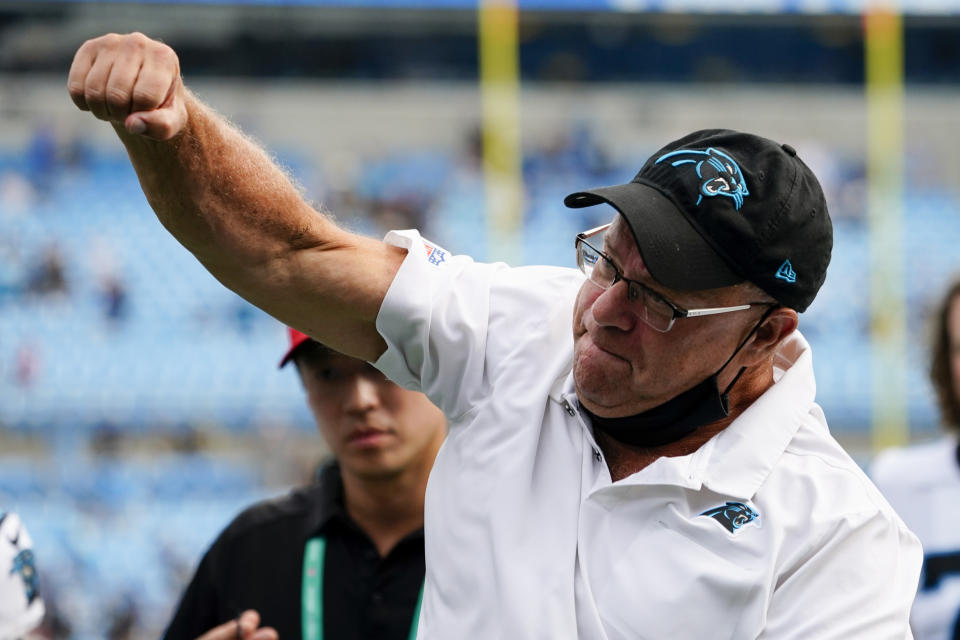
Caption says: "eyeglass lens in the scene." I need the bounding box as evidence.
[576,239,675,332]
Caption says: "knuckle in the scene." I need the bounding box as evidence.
[156,46,179,66]
[127,32,150,51]
[130,32,168,56]
[120,36,142,54]
[81,33,119,56]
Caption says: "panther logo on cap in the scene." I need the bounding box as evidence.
[699,501,759,533]
[656,148,750,210]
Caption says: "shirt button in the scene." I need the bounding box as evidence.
[592,448,602,462]
[371,591,384,604]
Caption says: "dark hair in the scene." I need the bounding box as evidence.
[931,279,960,433]
[291,340,335,379]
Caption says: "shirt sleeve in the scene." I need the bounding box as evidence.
[759,509,922,639]
[373,229,582,422]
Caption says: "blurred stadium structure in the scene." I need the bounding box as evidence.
[2,1,960,637]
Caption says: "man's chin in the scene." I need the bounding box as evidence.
[573,364,657,419]
[344,460,405,482]
[575,342,624,381]
[573,368,624,415]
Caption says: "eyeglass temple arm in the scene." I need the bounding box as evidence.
[576,223,613,244]
[682,304,754,318]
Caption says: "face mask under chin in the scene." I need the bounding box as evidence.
[581,370,738,448]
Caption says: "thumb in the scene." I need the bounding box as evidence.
[124,105,186,141]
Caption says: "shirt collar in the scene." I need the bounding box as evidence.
[551,332,816,499]
[310,461,427,545]
[696,331,815,499]
[312,461,350,534]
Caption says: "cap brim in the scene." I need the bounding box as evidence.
[564,182,742,291]
[278,345,301,369]
[279,331,313,369]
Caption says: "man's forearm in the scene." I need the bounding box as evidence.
[115,92,330,279]
[69,33,404,361]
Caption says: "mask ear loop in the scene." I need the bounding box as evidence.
[718,306,780,408]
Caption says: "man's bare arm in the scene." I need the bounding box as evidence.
[67,32,404,362]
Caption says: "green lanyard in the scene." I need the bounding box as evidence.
[302,536,424,640]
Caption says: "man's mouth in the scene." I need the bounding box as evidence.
[585,335,629,363]
[346,427,392,446]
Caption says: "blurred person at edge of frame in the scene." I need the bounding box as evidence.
[0,512,44,640]
[163,329,446,640]
[872,279,960,640]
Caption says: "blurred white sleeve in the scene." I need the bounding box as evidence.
[0,512,44,640]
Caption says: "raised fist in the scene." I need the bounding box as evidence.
[68,32,188,141]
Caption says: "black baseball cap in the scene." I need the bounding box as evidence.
[564,129,832,312]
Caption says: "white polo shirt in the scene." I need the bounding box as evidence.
[374,230,922,639]
[871,435,960,640]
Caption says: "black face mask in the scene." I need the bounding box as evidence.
[582,308,775,448]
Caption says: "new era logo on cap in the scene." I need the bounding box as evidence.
[564,129,832,312]
[776,260,797,284]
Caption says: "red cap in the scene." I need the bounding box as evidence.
[279,327,312,368]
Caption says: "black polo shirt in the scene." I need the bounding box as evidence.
[163,463,425,640]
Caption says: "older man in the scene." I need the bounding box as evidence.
[70,33,920,639]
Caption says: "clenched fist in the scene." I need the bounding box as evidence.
[68,32,188,141]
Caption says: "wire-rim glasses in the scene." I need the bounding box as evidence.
[574,223,774,333]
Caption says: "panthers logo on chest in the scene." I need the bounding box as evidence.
[699,501,759,533]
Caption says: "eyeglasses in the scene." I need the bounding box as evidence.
[574,223,774,333]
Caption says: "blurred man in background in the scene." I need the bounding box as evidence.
[163,329,446,639]
[872,279,960,640]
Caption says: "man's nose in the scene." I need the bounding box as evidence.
[589,281,636,333]
[343,375,381,412]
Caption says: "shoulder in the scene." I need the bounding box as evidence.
[215,482,328,549]
[771,420,903,525]
[761,432,920,575]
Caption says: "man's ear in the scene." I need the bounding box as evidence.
[745,307,799,363]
